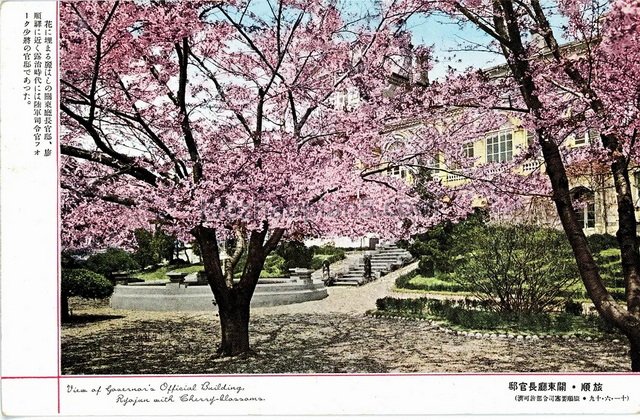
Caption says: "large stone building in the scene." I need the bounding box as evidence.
[378,40,640,236]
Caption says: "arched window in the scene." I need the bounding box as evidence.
[571,187,596,229]
[384,134,412,180]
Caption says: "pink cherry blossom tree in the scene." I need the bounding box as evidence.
[60,0,469,355]
[386,0,640,370]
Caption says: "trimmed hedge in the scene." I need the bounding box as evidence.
[374,297,617,335]
[61,268,114,321]
[85,248,140,278]
[376,296,430,314]
[586,234,618,254]
[62,269,114,299]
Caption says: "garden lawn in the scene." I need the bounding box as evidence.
[394,271,472,295]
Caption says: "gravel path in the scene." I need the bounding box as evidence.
[61,261,633,373]
[255,261,418,315]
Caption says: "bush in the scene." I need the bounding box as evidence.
[263,255,285,277]
[586,233,618,253]
[61,269,114,321]
[375,297,428,314]
[453,224,580,314]
[275,241,313,271]
[85,248,140,279]
[312,244,345,257]
[564,300,583,315]
[374,297,619,336]
[395,271,473,293]
[310,253,345,270]
[401,209,487,274]
[395,270,417,289]
[418,256,435,277]
[168,258,189,266]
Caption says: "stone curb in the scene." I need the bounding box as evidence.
[365,313,621,344]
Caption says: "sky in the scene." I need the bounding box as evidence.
[405,12,502,79]
[219,0,572,81]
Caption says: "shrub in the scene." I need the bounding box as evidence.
[554,313,574,331]
[85,248,140,279]
[395,270,417,289]
[61,269,114,321]
[275,241,313,271]
[395,271,474,293]
[312,244,346,257]
[263,255,285,277]
[168,258,189,266]
[564,300,583,315]
[593,249,625,289]
[401,209,488,274]
[310,253,345,270]
[375,297,429,314]
[375,297,617,335]
[418,256,435,277]
[453,224,580,314]
[61,250,89,269]
[586,233,618,253]
[585,313,618,334]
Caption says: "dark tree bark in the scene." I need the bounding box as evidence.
[192,225,283,356]
[61,293,71,323]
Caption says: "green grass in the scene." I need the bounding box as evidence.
[395,271,474,294]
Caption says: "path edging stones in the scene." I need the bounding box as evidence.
[366,312,617,343]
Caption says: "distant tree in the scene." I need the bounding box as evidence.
[133,228,175,268]
[275,241,314,272]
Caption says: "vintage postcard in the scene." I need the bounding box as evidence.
[2,0,640,416]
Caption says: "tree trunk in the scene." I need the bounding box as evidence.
[628,332,640,372]
[216,292,252,356]
[192,225,280,357]
[61,293,71,323]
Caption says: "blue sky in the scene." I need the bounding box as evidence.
[405,13,502,79]
[225,0,571,80]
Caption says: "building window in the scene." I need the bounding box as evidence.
[463,142,474,158]
[574,129,598,146]
[572,187,596,229]
[527,131,536,146]
[574,131,588,146]
[486,132,513,163]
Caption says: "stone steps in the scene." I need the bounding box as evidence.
[329,245,414,287]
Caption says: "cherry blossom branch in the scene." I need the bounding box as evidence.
[188,52,253,137]
[452,2,512,48]
[176,38,203,182]
[60,144,159,186]
[61,181,136,207]
[114,75,188,179]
